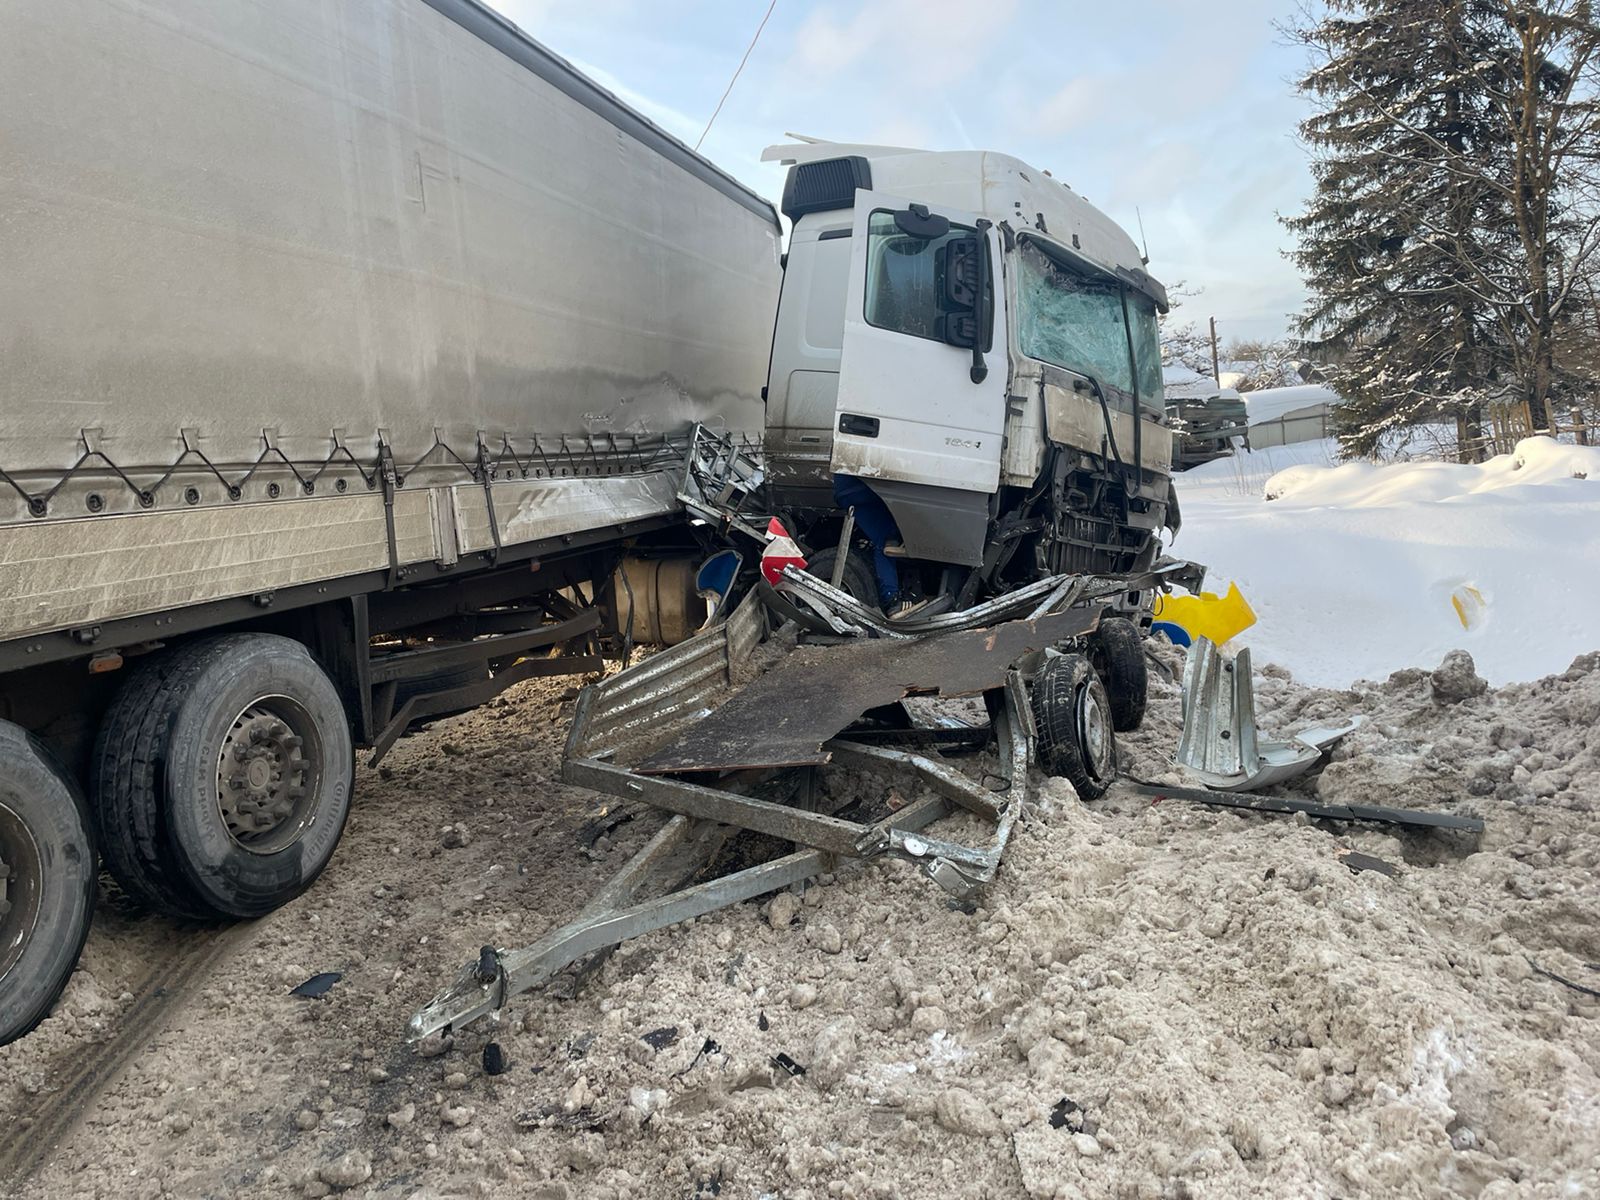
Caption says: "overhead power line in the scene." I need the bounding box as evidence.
[694,0,778,153]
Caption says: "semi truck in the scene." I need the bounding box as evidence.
[0,0,1176,1045]
[761,137,1177,609]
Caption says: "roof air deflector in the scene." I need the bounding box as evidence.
[781,156,872,220]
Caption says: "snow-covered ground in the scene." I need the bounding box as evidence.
[1175,437,1340,500]
[1171,436,1600,687]
[12,643,1598,1200]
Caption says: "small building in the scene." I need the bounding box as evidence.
[1243,384,1340,448]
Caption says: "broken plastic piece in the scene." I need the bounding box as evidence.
[1154,582,1256,646]
[760,525,807,586]
[770,1052,806,1077]
[1049,1098,1085,1131]
[288,971,342,998]
[1336,849,1398,877]
[671,1037,722,1079]
[695,549,743,629]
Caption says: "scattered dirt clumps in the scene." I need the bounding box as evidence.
[2,644,1596,1199]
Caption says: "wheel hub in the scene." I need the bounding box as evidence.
[1077,684,1115,784]
[215,700,322,855]
[0,802,44,983]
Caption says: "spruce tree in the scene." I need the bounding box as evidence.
[1288,2,1600,456]
[1285,1,1520,460]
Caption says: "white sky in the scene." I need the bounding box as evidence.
[487,0,1317,344]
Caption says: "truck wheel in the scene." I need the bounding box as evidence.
[1032,654,1117,800]
[0,722,97,1046]
[1088,617,1149,732]
[805,547,880,609]
[93,635,354,920]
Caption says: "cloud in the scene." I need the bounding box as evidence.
[484,0,554,28]
[1035,75,1110,136]
[789,0,1021,82]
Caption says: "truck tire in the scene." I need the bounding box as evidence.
[805,547,880,610]
[1031,654,1117,801]
[0,721,97,1046]
[1088,616,1149,732]
[93,634,354,920]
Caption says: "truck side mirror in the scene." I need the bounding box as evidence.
[936,237,983,349]
[937,312,980,349]
[941,237,980,310]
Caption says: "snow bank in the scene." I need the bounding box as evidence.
[1264,435,1600,505]
[20,652,1600,1199]
[1178,437,1340,499]
[1162,361,1243,402]
[1172,437,1600,687]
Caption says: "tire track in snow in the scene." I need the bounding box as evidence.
[0,919,255,1190]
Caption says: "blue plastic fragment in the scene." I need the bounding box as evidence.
[1151,621,1191,647]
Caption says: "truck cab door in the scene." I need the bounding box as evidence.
[831,191,1008,495]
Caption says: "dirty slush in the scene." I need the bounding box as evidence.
[3,645,1596,1200]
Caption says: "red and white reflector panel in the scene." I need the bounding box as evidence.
[760,519,807,585]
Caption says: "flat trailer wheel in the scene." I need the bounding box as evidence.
[805,547,881,610]
[0,721,97,1046]
[93,634,355,920]
[1088,616,1148,732]
[1032,654,1117,800]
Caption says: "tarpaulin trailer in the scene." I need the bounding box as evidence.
[0,0,780,1045]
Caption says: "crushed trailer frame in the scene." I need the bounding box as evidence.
[408,589,1083,1042]
[406,553,1485,1045]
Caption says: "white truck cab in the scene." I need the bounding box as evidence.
[762,139,1177,600]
